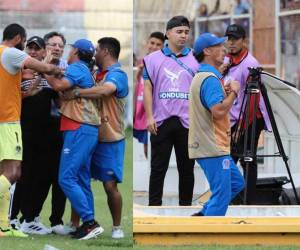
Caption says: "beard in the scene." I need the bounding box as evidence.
[95,58,102,69]
[51,57,60,65]
[15,42,24,51]
[229,47,243,56]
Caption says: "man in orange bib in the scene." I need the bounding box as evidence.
[0,23,61,237]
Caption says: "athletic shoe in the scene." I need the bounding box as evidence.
[73,220,104,240]
[34,217,52,234]
[20,220,51,235]
[70,228,79,236]
[52,223,76,235]
[64,222,77,234]
[112,227,124,239]
[191,211,204,216]
[10,219,21,230]
[0,227,28,237]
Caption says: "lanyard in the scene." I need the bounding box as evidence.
[170,54,195,77]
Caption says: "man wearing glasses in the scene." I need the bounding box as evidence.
[11,32,71,235]
[28,32,69,235]
[44,32,68,69]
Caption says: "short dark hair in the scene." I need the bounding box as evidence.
[149,31,165,43]
[77,50,93,61]
[166,16,190,30]
[98,37,120,59]
[194,51,205,63]
[77,50,95,71]
[3,23,26,41]
[43,31,66,45]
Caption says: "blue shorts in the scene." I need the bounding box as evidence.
[133,129,148,145]
[91,139,125,183]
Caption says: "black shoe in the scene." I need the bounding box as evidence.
[191,211,204,216]
[72,220,104,240]
[70,228,79,236]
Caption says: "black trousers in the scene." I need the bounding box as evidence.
[149,116,195,206]
[231,117,265,204]
[11,124,44,222]
[11,118,66,226]
[35,117,66,226]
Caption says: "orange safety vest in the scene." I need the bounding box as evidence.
[0,45,23,122]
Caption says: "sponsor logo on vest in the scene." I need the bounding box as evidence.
[164,67,184,88]
[222,158,230,170]
[189,142,199,149]
[159,92,189,100]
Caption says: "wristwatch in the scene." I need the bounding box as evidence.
[73,89,81,98]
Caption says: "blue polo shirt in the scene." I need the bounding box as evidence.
[143,45,191,80]
[64,60,93,88]
[103,62,128,98]
[199,63,225,110]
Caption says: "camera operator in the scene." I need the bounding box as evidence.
[222,24,271,204]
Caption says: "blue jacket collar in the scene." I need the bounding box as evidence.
[162,44,190,57]
[199,63,222,79]
[107,62,121,71]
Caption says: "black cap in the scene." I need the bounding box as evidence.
[26,36,46,49]
[166,15,190,30]
[225,24,246,38]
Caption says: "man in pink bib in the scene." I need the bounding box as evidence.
[143,16,199,206]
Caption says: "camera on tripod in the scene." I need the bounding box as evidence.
[246,67,262,94]
[231,67,300,205]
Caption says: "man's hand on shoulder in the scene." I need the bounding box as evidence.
[49,65,64,78]
[22,75,42,98]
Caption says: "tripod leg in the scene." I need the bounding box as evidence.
[242,91,259,205]
[243,162,249,205]
[283,160,300,204]
[232,87,247,149]
[231,92,247,159]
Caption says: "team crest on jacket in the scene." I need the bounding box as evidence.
[222,158,230,170]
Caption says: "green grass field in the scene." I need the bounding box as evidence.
[3,129,300,250]
[133,247,300,250]
[0,130,133,250]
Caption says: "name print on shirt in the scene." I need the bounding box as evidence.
[160,67,189,100]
